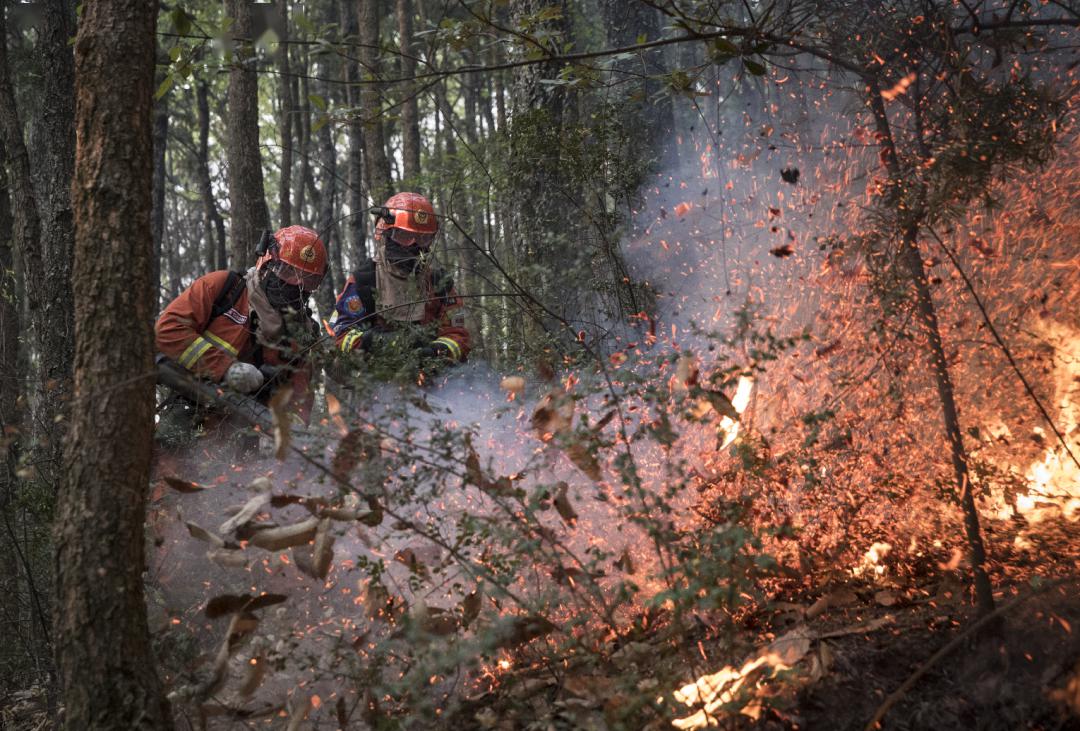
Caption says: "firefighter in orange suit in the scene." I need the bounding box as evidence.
[156,225,327,429]
[329,192,469,371]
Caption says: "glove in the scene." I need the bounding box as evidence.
[418,341,451,360]
[224,362,264,393]
[258,364,282,384]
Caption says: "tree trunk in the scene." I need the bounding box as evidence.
[342,0,368,261]
[57,1,173,728]
[866,84,994,617]
[226,0,272,268]
[396,0,421,181]
[196,82,227,272]
[295,44,311,224]
[358,0,394,202]
[151,46,169,308]
[275,0,294,226]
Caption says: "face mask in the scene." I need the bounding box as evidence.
[384,238,429,275]
[263,271,305,312]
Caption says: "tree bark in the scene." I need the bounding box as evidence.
[358,0,394,202]
[275,0,294,226]
[58,1,173,728]
[196,82,227,272]
[396,0,421,181]
[342,0,368,261]
[226,0,272,268]
[151,46,169,309]
[866,84,994,616]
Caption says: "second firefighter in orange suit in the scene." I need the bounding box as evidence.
[156,225,328,421]
[329,192,470,366]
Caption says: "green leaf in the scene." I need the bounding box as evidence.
[169,44,182,63]
[743,59,767,76]
[154,74,174,101]
[636,33,647,45]
[170,8,192,36]
[311,115,329,134]
[308,93,326,112]
[712,37,740,56]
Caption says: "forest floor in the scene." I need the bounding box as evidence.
[3,500,1078,731]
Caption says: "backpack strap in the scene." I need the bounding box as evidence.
[209,271,247,323]
[351,260,378,319]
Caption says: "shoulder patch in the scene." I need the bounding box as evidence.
[345,294,363,313]
[222,307,248,325]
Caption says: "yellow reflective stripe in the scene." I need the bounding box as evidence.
[178,336,213,369]
[203,330,239,357]
[434,337,462,362]
[341,330,364,352]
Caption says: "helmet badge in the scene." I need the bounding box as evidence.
[413,209,429,225]
[300,245,317,263]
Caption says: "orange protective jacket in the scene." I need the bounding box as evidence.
[155,271,314,420]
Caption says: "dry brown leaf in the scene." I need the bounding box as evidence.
[219,493,271,535]
[874,589,898,607]
[310,518,335,579]
[163,476,206,493]
[325,391,348,436]
[493,614,556,650]
[237,655,267,698]
[614,549,636,575]
[394,547,428,578]
[248,517,319,551]
[563,675,616,702]
[500,375,526,396]
[553,482,578,526]
[564,442,601,481]
[207,548,248,569]
[332,429,379,481]
[268,386,294,460]
[461,590,482,629]
[531,390,574,437]
[186,521,226,548]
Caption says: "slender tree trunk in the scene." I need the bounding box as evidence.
[225,0,272,268]
[295,45,311,224]
[358,0,394,202]
[866,84,994,616]
[151,47,169,309]
[196,82,227,272]
[396,0,421,181]
[342,0,368,261]
[276,0,294,226]
[58,1,173,728]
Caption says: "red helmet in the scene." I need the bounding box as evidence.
[375,192,438,248]
[256,225,327,291]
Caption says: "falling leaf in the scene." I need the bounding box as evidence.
[248,517,319,550]
[565,442,601,481]
[207,548,249,569]
[332,429,379,481]
[461,590,482,629]
[186,521,226,548]
[163,476,206,493]
[881,71,917,101]
[219,492,271,535]
[295,517,335,580]
[767,206,782,219]
[238,655,267,698]
[531,390,574,438]
[554,482,578,526]
[770,244,795,258]
[269,386,294,460]
[325,392,349,435]
[500,375,526,396]
[492,614,556,650]
[674,201,692,217]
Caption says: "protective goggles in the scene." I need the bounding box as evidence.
[268,259,324,292]
[387,227,435,249]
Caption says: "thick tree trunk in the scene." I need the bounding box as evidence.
[276,1,294,226]
[226,0,272,268]
[58,1,172,728]
[196,82,227,272]
[396,0,421,181]
[358,0,394,202]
